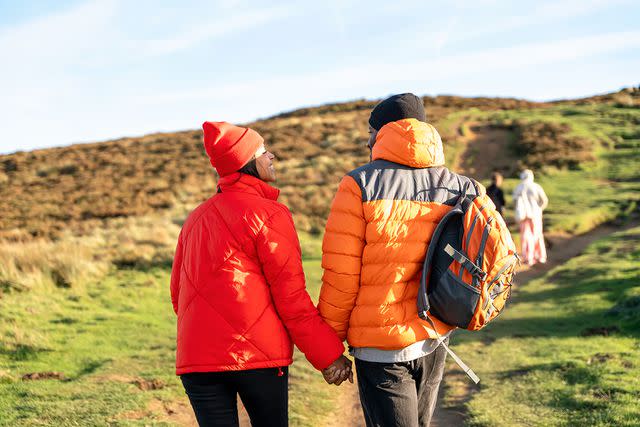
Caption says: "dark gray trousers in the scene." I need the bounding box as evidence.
[355,343,447,427]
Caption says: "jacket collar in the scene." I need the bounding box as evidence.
[372,118,445,168]
[217,172,280,200]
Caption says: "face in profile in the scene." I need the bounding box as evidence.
[367,125,378,161]
[255,145,276,182]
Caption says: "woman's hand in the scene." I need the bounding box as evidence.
[322,355,353,385]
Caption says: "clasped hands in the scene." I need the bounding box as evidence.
[322,355,353,385]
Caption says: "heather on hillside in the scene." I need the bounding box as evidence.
[513,121,595,170]
[5,91,635,241]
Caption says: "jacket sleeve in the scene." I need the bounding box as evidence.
[170,230,184,315]
[318,176,366,341]
[256,207,344,371]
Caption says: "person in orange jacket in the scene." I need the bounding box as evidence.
[171,121,352,427]
[318,93,483,426]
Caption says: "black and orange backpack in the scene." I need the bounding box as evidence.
[418,182,519,382]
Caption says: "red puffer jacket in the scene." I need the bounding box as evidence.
[170,173,344,374]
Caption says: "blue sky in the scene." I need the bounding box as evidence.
[0,0,639,154]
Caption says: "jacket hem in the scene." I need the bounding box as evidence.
[176,358,293,375]
[347,324,456,350]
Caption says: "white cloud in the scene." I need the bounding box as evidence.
[143,5,295,56]
[136,30,640,105]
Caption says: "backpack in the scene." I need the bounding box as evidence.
[417,182,519,382]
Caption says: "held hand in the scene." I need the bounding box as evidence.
[322,356,351,385]
[322,355,353,385]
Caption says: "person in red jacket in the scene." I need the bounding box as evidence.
[170,121,352,427]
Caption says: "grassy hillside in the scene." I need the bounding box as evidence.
[1,89,635,241]
[0,87,638,426]
[0,95,544,240]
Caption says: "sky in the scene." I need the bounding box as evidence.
[0,0,639,154]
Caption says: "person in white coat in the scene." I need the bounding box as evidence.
[513,169,549,265]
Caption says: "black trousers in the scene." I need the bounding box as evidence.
[355,343,448,427]
[180,367,288,427]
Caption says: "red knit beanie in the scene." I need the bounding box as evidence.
[202,121,264,176]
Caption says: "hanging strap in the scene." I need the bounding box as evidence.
[425,316,480,384]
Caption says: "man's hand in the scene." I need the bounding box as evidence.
[322,355,353,385]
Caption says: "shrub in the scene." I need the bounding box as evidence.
[512,121,595,170]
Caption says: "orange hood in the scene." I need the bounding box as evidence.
[372,118,445,168]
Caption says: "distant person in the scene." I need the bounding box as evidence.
[170,122,352,427]
[486,171,506,216]
[318,93,484,426]
[513,169,548,266]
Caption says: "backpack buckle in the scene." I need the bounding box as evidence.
[444,244,487,281]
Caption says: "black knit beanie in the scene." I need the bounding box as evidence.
[238,158,261,179]
[368,93,426,131]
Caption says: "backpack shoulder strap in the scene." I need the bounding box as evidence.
[469,178,486,197]
[418,201,464,319]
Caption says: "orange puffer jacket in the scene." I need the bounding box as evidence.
[318,118,483,349]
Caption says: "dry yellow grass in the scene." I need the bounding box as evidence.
[0,238,107,292]
[0,214,181,297]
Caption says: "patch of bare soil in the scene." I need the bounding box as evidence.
[325,376,364,427]
[431,370,477,427]
[21,371,66,381]
[514,223,624,285]
[93,374,167,391]
[117,398,197,425]
[133,378,166,391]
[581,326,620,337]
[457,124,517,181]
[150,399,198,426]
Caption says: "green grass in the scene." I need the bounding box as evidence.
[0,234,338,427]
[0,269,176,426]
[447,226,640,426]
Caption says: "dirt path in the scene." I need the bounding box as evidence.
[325,378,365,427]
[456,123,516,181]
